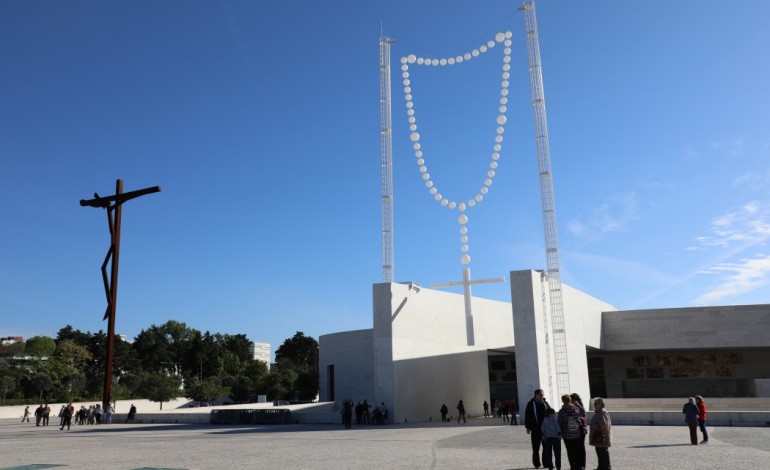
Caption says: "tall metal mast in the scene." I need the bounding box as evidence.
[519,0,571,395]
[380,34,395,283]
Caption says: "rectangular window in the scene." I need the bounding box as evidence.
[490,360,506,371]
[327,365,335,402]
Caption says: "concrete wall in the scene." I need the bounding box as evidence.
[0,397,191,420]
[600,348,770,398]
[511,270,617,406]
[318,329,374,405]
[755,379,770,397]
[373,282,513,423]
[601,304,770,351]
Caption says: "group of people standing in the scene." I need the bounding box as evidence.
[24,404,51,426]
[437,401,468,423]
[682,395,708,445]
[525,389,611,470]
[22,403,138,428]
[341,399,387,428]
[482,399,519,424]
[24,403,113,430]
[73,403,114,425]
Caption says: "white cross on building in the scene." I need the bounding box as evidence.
[431,267,506,346]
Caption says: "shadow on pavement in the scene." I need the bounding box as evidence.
[629,443,696,448]
[24,421,522,437]
[204,422,505,435]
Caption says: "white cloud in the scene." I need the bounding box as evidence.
[563,250,680,309]
[566,192,638,241]
[689,201,770,304]
[688,136,748,161]
[693,201,770,250]
[733,169,770,190]
[684,145,699,161]
[694,255,770,304]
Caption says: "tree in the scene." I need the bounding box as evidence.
[261,367,296,401]
[275,332,319,373]
[161,320,195,376]
[133,321,195,376]
[112,335,140,395]
[133,325,173,373]
[54,339,93,371]
[222,334,252,364]
[22,371,56,402]
[24,336,56,357]
[137,372,182,410]
[293,371,320,401]
[56,325,92,347]
[275,332,319,400]
[0,376,15,405]
[185,377,230,404]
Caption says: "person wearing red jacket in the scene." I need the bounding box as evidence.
[695,395,708,444]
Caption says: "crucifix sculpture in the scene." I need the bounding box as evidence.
[431,268,506,346]
[80,179,160,411]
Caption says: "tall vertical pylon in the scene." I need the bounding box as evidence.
[380,34,395,283]
[519,0,571,396]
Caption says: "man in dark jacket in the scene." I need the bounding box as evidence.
[524,389,552,468]
[34,404,44,426]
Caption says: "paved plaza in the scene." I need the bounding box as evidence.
[0,418,768,469]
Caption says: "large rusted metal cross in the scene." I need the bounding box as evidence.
[80,179,160,411]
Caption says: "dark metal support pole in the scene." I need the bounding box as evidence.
[80,179,160,414]
[102,179,123,412]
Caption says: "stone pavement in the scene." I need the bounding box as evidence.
[0,418,768,469]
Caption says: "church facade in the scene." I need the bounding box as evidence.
[319,269,770,424]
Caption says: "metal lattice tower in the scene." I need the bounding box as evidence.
[520,0,571,395]
[539,271,555,394]
[380,35,395,283]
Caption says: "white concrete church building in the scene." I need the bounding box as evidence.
[319,10,770,425]
[319,274,770,424]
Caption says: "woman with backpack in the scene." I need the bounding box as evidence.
[570,393,587,469]
[557,394,583,470]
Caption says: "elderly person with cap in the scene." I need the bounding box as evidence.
[589,397,612,470]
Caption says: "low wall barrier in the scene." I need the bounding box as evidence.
[588,410,770,427]
[210,409,291,425]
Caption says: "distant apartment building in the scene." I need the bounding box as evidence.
[0,336,23,345]
[250,342,271,369]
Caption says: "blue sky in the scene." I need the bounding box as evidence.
[2,1,769,358]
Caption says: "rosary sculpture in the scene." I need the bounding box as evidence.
[401,32,513,345]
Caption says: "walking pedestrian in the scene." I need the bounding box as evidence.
[34,404,43,426]
[456,400,466,423]
[42,404,51,426]
[60,403,73,431]
[125,404,137,423]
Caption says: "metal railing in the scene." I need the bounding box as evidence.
[210,409,291,425]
